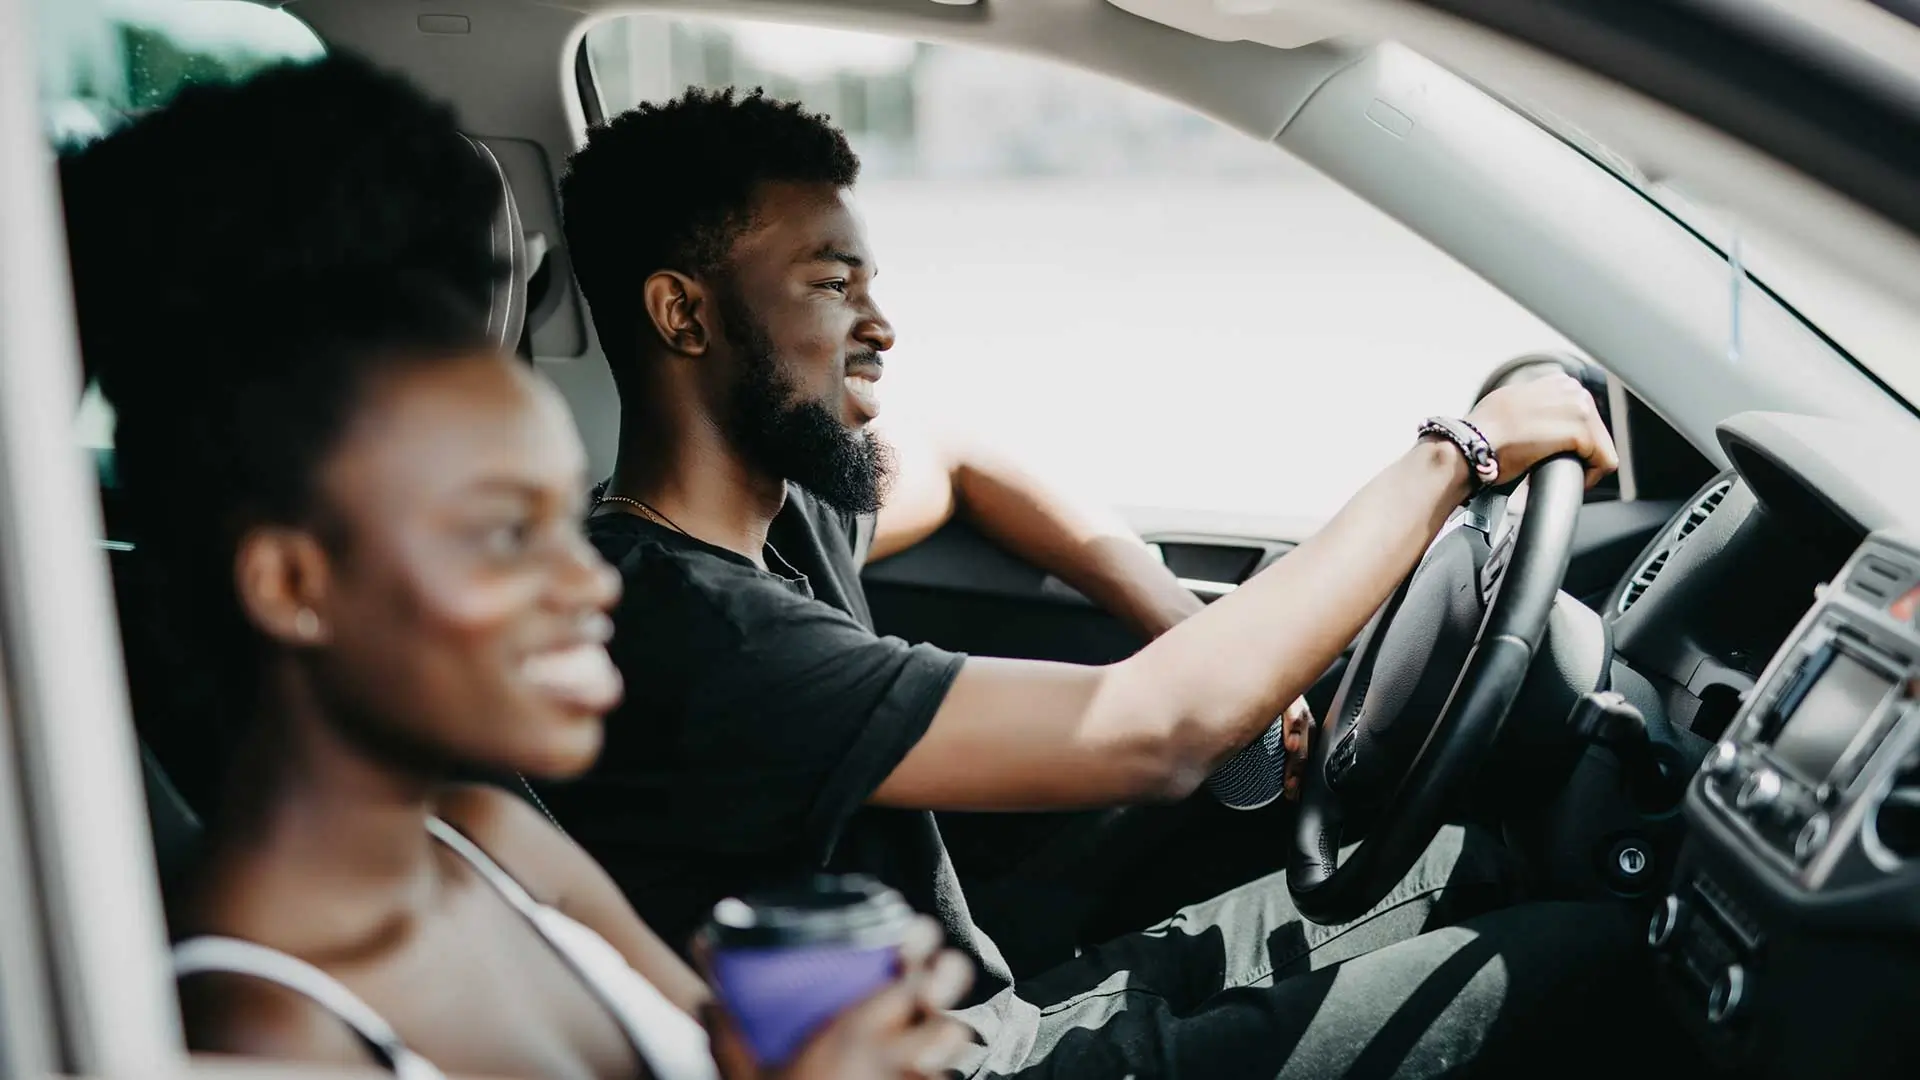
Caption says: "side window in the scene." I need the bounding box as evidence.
[582,19,1579,520]
[40,0,325,453]
[41,0,325,149]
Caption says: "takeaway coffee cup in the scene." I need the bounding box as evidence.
[703,874,916,1066]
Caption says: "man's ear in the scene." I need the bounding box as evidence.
[234,525,335,647]
[642,270,712,357]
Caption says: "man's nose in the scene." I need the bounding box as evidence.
[856,305,895,353]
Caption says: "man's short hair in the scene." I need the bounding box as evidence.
[561,87,860,376]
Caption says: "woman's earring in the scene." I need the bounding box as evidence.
[293,607,322,641]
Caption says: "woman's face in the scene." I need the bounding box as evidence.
[302,351,622,780]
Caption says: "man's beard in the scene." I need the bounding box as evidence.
[718,290,894,515]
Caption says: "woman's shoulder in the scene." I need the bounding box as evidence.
[434,783,710,1015]
[433,783,574,906]
[177,963,375,1067]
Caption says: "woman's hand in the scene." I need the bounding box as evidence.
[705,916,976,1080]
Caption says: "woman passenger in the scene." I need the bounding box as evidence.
[62,55,972,1080]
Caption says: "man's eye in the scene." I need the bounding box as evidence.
[818,279,848,295]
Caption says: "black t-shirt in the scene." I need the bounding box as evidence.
[537,486,1012,1005]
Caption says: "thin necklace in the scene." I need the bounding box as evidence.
[597,494,691,538]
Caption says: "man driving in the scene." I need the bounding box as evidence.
[544,87,1659,1078]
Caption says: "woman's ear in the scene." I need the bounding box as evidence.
[641,270,711,357]
[234,526,334,647]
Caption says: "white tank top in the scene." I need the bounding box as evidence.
[172,817,718,1080]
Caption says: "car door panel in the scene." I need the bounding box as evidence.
[862,519,1143,665]
[863,498,1678,659]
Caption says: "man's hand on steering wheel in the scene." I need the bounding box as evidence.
[1282,697,1314,803]
[1464,372,1619,489]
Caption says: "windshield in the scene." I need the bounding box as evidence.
[1515,100,1920,411]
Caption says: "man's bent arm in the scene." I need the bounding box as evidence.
[868,374,1615,812]
[869,439,1471,811]
[871,422,1203,639]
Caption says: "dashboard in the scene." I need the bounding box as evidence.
[1604,411,1920,1077]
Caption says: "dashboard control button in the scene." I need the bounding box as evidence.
[1647,893,1686,950]
[1795,812,1831,860]
[1605,838,1655,893]
[1705,741,1739,779]
[1707,963,1748,1025]
[1768,788,1812,830]
[1737,768,1782,812]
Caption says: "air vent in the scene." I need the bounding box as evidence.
[1618,551,1670,614]
[1673,480,1732,543]
[1847,553,1916,605]
[1616,479,1733,615]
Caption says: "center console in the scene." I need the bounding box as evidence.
[1654,534,1920,1075]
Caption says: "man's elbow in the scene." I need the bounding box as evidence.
[1148,713,1224,802]
[1095,682,1219,804]
[1140,759,1210,804]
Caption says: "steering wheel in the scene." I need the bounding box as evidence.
[1286,398,1587,925]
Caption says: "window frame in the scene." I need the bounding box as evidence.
[3,0,202,1072]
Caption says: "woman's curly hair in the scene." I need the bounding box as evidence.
[62,50,505,395]
[61,52,503,811]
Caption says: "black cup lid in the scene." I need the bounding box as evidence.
[707,874,914,949]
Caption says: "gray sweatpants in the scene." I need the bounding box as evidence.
[953,826,1666,1078]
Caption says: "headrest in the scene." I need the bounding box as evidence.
[462,135,529,355]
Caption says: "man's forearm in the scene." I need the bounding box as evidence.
[1113,440,1472,788]
[949,447,1203,639]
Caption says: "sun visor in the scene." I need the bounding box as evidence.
[1103,0,1338,48]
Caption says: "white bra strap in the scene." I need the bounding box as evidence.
[425,815,546,919]
[173,936,446,1080]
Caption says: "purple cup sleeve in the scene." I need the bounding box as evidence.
[712,943,900,1066]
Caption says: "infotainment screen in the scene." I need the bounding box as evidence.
[1771,652,1894,782]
